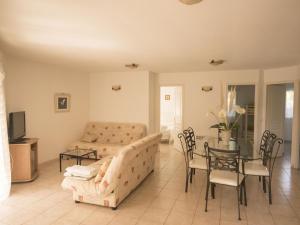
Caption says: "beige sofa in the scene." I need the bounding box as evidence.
[62,133,162,209]
[68,122,147,158]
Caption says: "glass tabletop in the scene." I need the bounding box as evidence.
[195,136,255,160]
[62,148,96,157]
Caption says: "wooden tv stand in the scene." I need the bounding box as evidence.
[9,138,39,183]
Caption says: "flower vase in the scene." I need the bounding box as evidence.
[220,130,231,146]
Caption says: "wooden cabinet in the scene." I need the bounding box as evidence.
[9,138,39,182]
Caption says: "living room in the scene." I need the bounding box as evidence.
[0,1,300,225]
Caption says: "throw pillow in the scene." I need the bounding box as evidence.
[81,133,98,143]
[94,160,111,183]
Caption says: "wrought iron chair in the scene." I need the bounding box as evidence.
[178,131,207,192]
[187,127,196,150]
[185,127,197,178]
[242,136,283,204]
[204,142,246,220]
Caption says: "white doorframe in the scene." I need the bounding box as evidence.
[225,82,258,158]
[262,80,299,168]
[159,85,184,149]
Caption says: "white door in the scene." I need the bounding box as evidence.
[160,86,183,150]
[173,87,183,151]
[266,84,286,156]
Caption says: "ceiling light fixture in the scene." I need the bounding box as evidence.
[179,0,203,5]
[210,59,225,66]
[125,63,139,69]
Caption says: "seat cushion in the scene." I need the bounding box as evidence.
[210,170,244,186]
[68,141,125,158]
[189,157,207,170]
[243,161,269,176]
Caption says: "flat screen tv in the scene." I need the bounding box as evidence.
[8,111,26,143]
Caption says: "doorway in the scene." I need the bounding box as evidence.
[227,85,256,155]
[160,86,183,150]
[266,83,294,166]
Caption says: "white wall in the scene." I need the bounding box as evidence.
[148,72,157,133]
[89,71,153,132]
[157,70,260,137]
[262,65,300,168]
[4,56,89,163]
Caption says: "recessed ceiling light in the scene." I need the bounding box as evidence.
[210,59,225,66]
[179,0,203,5]
[125,63,139,69]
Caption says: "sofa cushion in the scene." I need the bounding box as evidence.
[68,141,125,158]
[94,160,111,183]
[83,122,147,145]
[81,133,98,143]
[99,133,162,196]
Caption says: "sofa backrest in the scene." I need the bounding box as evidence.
[83,122,147,145]
[99,133,162,197]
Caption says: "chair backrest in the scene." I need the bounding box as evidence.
[178,132,193,170]
[262,133,277,164]
[259,130,271,156]
[265,137,283,176]
[187,127,196,150]
[204,142,241,184]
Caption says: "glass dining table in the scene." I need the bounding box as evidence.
[194,136,256,160]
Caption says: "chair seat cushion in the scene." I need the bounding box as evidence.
[243,161,269,176]
[189,157,207,170]
[210,170,244,186]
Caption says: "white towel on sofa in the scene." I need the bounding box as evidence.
[65,165,97,178]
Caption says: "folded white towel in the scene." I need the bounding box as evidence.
[65,165,97,178]
[64,171,92,180]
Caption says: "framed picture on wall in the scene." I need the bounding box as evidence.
[165,95,171,100]
[54,93,71,112]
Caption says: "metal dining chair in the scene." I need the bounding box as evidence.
[242,137,283,204]
[204,142,246,220]
[185,127,197,178]
[178,131,207,192]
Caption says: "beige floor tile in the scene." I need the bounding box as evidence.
[192,212,220,225]
[149,196,176,210]
[108,215,138,225]
[172,199,198,215]
[0,208,38,225]
[269,204,297,218]
[246,211,274,225]
[140,208,171,224]
[164,210,194,225]
[272,215,300,225]
[50,218,81,225]
[80,210,116,225]
[1,144,300,225]
[136,219,164,225]
[62,205,96,223]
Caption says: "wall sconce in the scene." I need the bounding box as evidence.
[112,85,121,91]
[202,86,213,92]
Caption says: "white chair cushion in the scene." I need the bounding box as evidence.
[210,170,244,187]
[189,157,207,170]
[243,161,269,176]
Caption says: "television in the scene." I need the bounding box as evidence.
[8,111,26,143]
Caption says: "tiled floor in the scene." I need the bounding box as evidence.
[1,143,300,225]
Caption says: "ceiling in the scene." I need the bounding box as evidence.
[0,0,300,73]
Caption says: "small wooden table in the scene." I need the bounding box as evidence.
[59,148,98,172]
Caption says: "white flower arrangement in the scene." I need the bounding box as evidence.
[208,86,246,131]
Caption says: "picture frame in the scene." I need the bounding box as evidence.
[165,95,171,100]
[54,93,71,112]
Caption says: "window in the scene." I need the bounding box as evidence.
[285,89,294,118]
